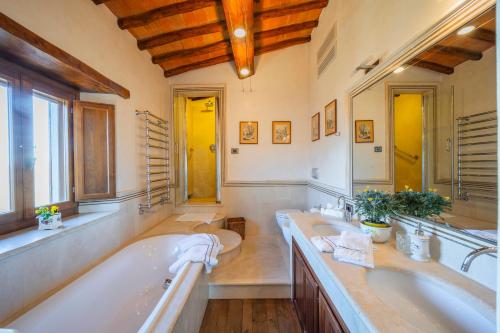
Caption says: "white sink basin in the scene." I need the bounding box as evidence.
[366,268,495,333]
[312,221,360,236]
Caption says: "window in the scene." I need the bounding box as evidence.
[0,59,77,235]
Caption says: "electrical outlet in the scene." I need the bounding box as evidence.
[374,146,383,152]
[231,148,239,154]
[345,203,354,214]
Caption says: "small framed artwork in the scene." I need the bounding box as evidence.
[239,121,258,144]
[311,112,320,142]
[325,99,337,136]
[272,121,291,144]
[355,120,374,143]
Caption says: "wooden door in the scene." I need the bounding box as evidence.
[319,291,344,333]
[304,265,319,333]
[293,242,306,327]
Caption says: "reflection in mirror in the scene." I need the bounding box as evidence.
[352,8,496,243]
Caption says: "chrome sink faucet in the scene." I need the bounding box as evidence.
[461,246,497,272]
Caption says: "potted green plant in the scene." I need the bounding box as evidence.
[393,186,451,219]
[354,188,397,243]
[36,205,62,230]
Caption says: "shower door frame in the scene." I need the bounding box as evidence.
[172,85,225,205]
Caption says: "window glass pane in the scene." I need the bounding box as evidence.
[33,91,69,207]
[0,80,13,214]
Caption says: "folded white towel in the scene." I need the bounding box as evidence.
[176,213,216,224]
[321,208,344,219]
[311,235,340,252]
[168,234,224,273]
[309,207,321,214]
[334,231,374,268]
[174,233,222,254]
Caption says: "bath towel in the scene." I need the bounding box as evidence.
[168,234,223,273]
[321,208,344,219]
[333,231,374,268]
[311,235,340,253]
[175,213,217,224]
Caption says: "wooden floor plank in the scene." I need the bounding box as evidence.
[226,299,243,333]
[200,298,300,333]
[242,299,253,333]
[252,299,269,332]
[266,299,280,333]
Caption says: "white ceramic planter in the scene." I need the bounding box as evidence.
[360,222,392,243]
[38,213,63,230]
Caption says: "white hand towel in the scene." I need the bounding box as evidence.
[168,234,224,274]
[174,233,222,254]
[309,207,321,214]
[334,231,374,268]
[311,235,340,253]
[321,208,344,219]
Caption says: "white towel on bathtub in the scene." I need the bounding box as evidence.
[169,234,224,274]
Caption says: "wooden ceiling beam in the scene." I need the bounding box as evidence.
[255,20,318,39]
[137,22,225,50]
[153,20,317,65]
[434,45,483,61]
[467,28,495,43]
[117,0,217,30]
[164,54,234,77]
[410,59,454,75]
[255,36,311,55]
[221,0,254,79]
[164,35,312,77]
[255,0,328,20]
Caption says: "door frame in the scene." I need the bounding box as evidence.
[388,84,438,192]
[171,84,225,206]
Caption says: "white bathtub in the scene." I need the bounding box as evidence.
[7,235,208,333]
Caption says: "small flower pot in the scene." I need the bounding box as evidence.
[38,213,63,230]
[360,221,392,243]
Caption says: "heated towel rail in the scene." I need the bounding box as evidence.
[136,110,170,213]
[457,110,497,201]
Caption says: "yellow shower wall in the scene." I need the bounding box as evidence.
[394,94,422,192]
[185,97,216,199]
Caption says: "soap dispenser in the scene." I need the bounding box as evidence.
[409,223,431,262]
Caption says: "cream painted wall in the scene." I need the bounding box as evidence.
[307,0,466,194]
[0,0,170,195]
[0,0,173,323]
[169,45,310,182]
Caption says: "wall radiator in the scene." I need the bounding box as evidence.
[136,110,170,213]
[457,110,497,201]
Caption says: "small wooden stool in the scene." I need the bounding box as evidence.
[226,217,245,240]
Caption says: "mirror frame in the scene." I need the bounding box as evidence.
[346,0,496,243]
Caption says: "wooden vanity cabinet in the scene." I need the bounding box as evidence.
[292,238,349,333]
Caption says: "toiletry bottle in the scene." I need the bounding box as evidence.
[409,223,431,262]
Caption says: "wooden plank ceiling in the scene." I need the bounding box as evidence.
[409,8,495,75]
[92,0,328,78]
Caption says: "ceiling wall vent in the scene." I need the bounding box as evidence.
[317,23,337,77]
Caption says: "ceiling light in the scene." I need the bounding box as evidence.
[240,68,250,76]
[233,28,246,38]
[393,66,405,74]
[457,25,475,35]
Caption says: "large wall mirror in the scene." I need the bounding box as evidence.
[351,5,496,244]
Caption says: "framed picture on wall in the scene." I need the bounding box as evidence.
[355,120,374,143]
[325,99,337,136]
[239,121,258,144]
[311,112,320,141]
[272,121,291,144]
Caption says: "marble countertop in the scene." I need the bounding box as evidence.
[288,212,496,333]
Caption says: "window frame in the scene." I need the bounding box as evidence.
[0,58,78,235]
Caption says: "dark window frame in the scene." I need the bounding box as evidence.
[0,58,78,235]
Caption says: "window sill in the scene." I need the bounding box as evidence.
[0,211,115,261]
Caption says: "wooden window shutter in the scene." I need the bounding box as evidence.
[73,101,116,201]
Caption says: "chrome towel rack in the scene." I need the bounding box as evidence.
[457,110,497,201]
[136,110,170,214]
